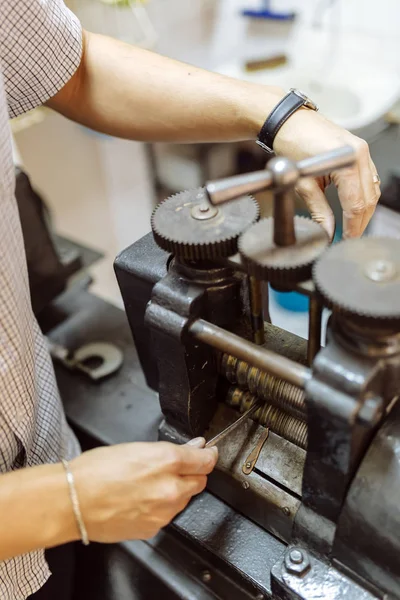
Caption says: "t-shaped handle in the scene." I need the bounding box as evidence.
[205,145,356,206]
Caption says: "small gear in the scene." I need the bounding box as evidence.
[238,216,329,285]
[151,188,259,260]
[313,237,400,327]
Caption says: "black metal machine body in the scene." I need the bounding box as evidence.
[115,146,400,600]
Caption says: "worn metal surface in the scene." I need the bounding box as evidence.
[226,388,308,450]
[271,546,380,600]
[144,260,244,437]
[205,403,303,543]
[205,400,262,448]
[333,398,400,598]
[114,232,168,391]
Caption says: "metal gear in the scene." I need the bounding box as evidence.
[238,216,329,285]
[313,237,400,327]
[151,188,259,260]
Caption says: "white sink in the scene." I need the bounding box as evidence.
[216,32,400,134]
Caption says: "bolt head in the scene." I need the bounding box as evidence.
[245,462,252,469]
[284,547,311,577]
[242,481,250,490]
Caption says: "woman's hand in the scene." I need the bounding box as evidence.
[273,107,380,239]
[71,438,217,542]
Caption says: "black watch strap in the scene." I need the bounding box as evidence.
[257,91,308,154]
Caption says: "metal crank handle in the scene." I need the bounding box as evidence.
[206,145,356,206]
[205,400,262,448]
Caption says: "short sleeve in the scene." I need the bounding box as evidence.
[0,0,83,118]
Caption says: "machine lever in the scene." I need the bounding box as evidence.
[242,427,270,475]
[205,401,262,448]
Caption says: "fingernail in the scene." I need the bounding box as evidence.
[186,437,205,448]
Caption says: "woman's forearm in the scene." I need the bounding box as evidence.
[0,464,78,561]
[47,31,284,143]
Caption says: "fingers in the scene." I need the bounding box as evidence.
[186,437,206,448]
[361,156,381,233]
[331,138,379,238]
[162,443,218,476]
[295,177,335,240]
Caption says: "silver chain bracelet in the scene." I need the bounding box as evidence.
[61,459,90,546]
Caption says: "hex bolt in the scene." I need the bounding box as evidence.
[284,547,311,577]
[289,549,303,564]
[201,570,212,583]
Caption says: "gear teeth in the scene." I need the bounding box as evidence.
[313,237,400,327]
[238,216,329,285]
[151,188,259,260]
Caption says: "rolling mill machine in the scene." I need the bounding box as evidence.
[114,146,400,600]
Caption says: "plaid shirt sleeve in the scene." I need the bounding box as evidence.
[0,0,83,119]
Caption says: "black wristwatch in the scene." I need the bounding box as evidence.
[257,88,318,154]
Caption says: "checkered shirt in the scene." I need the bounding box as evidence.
[0,1,82,597]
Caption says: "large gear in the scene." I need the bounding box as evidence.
[238,216,329,285]
[151,188,259,260]
[313,237,400,327]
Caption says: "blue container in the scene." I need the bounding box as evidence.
[272,224,343,313]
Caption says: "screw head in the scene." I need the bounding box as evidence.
[201,570,212,583]
[282,507,291,517]
[242,481,250,490]
[245,461,252,469]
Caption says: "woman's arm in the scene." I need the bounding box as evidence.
[0,464,77,561]
[47,31,380,239]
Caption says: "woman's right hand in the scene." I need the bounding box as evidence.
[70,438,217,542]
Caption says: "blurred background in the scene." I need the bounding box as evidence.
[12,0,400,335]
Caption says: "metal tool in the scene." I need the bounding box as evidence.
[48,339,123,381]
[205,145,355,206]
[205,400,262,448]
[242,427,270,475]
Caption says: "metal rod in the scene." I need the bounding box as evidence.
[274,189,296,247]
[206,146,355,207]
[248,276,265,345]
[206,170,273,205]
[189,319,311,388]
[307,295,323,366]
[298,145,355,178]
[205,400,262,447]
